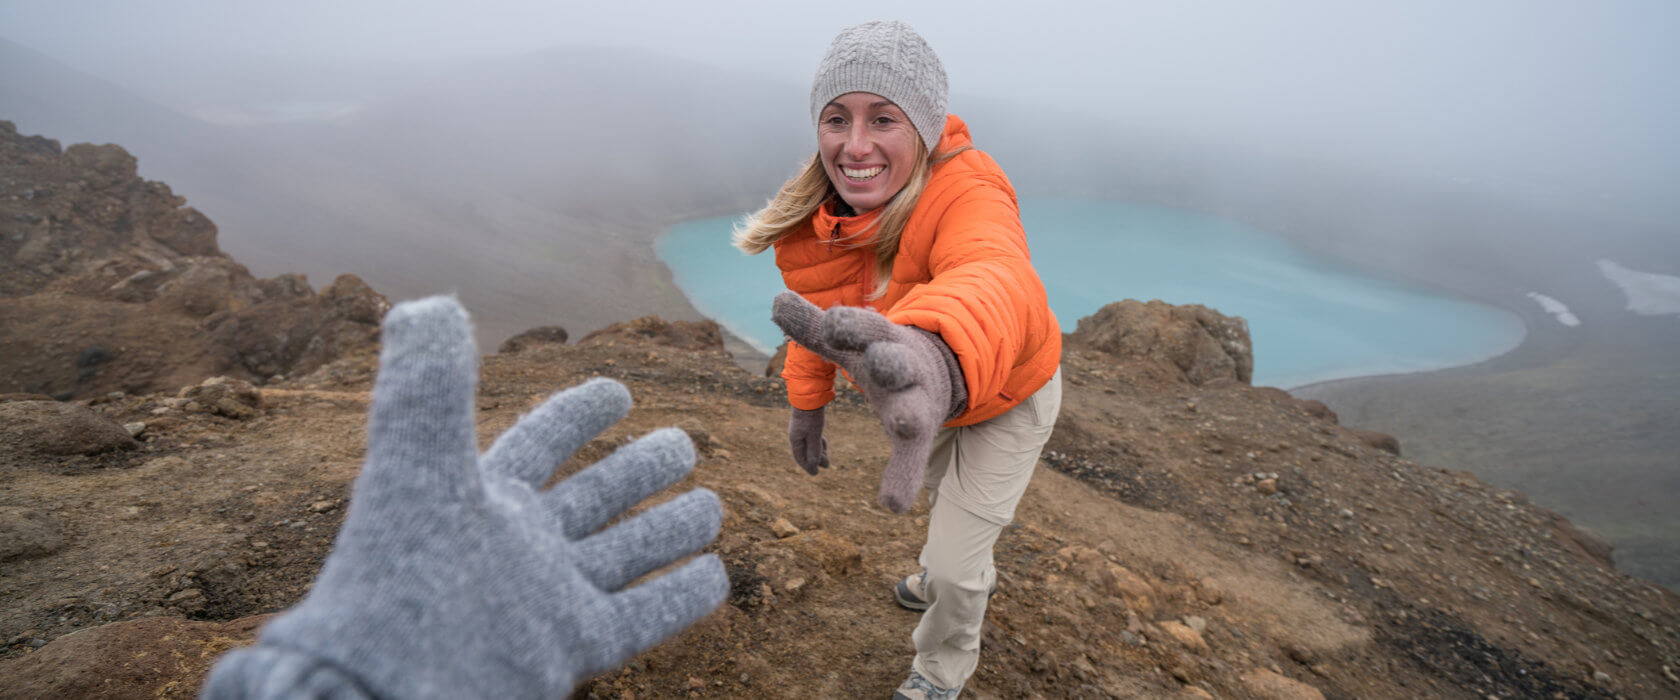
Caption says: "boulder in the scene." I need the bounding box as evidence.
[1070,300,1252,385]
[180,377,263,419]
[1156,620,1209,653]
[0,400,137,455]
[1239,669,1326,700]
[578,316,725,352]
[499,325,570,354]
[205,274,387,380]
[150,259,261,317]
[0,507,66,561]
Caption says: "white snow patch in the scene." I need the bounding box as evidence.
[1525,292,1581,327]
[1598,259,1680,316]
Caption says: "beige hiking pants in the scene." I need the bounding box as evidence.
[912,367,1061,690]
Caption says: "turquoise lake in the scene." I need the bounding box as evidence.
[656,199,1526,389]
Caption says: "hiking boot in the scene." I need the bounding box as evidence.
[892,668,962,700]
[893,570,997,612]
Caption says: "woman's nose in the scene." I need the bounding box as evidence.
[844,122,873,160]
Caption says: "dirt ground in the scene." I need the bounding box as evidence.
[3,327,1679,699]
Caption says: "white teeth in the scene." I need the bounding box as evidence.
[842,166,883,180]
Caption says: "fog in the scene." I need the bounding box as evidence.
[2,0,1677,327]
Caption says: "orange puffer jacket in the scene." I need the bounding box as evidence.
[773,114,1061,427]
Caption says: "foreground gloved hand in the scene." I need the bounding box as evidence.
[204,296,728,699]
[772,291,966,513]
[788,406,829,475]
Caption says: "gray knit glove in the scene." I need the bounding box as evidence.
[772,291,966,513]
[788,407,829,475]
[203,296,728,699]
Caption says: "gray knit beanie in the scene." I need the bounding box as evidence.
[810,21,949,153]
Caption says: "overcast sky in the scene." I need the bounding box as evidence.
[4,0,1677,215]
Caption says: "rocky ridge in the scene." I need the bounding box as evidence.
[0,121,388,400]
[2,126,1678,698]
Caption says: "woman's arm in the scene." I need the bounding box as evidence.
[783,339,840,410]
[886,182,1052,407]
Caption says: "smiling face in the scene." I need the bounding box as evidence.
[816,92,923,214]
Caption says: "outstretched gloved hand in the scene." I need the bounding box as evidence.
[788,406,829,475]
[204,296,728,699]
[772,291,966,513]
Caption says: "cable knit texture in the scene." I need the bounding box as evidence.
[204,296,728,699]
[810,20,948,153]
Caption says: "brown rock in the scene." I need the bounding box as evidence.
[770,517,800,539]
[1257,478,1279,495]
[1295,399,1339,423]
[0,400,137,455]
[0,614,274,698]
[1102,563,1155,610]
[205,274,387,381]
[1240,669,1326,700]
[1157,620,1210,653]
[180,376,262,419]
[781,531,860,576]
[578,316,724,351]
[0,507,65,561]
[1197,579,1225,605]
[498,325,570,354]
[1069,299,1252,385]
[1348,428,1400,455]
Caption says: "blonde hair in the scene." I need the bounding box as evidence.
[734,140,967,299]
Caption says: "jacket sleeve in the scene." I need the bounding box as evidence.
[884,182,1048,410]
[782,339,838,411]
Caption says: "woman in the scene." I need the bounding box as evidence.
[735,21,1062,699]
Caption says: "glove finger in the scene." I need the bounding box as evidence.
[574,489,722,591]
[791,433,819,475]
[878,431,935,514]
[481,378,631,487]
[823,305,902,353]
[363,296,481,499]
[770,291,828,352]
[874,392,938,514]
[605,554,729,657]
[862,341,919,392]
[544,428,695,539]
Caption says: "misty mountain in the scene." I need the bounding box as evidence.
[6,35,1672,346]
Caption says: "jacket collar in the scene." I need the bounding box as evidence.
[812,200,882,246]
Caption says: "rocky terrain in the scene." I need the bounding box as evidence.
[2,126,1678,698]
[0,121,388,401]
